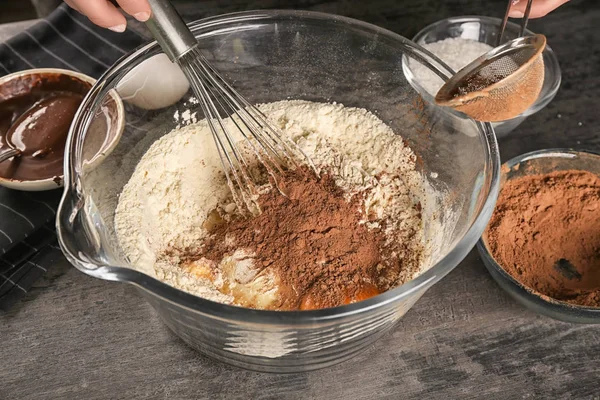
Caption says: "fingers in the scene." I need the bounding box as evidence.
[63,0,152,32]
[117,0,152,22]
[509,0,570,19]
[68,0,127,32]
[64,0,81,13]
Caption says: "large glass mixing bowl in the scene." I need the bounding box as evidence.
[57,10,500,372]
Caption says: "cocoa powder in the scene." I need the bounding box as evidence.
[486,170,600,307]
[200,167,412,310]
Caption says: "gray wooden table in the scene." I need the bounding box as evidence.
[1,1,600,399]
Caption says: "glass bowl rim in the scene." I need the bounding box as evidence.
[57,9,500,324]
[408,15,561,119]
[477,148,600,315]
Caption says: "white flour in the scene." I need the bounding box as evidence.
[114,100,436,306]
[410,37,493,96]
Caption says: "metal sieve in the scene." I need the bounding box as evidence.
[435,34,546,122]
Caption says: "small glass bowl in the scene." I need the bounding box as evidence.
[477,149,600,324]
[404,16,561,137]
[0,68,124,191]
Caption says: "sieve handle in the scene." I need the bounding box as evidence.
[498,0,534,46]
[519,0,534,37]
[497,0,512,46]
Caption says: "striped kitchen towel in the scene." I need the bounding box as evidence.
[0,4,145,310]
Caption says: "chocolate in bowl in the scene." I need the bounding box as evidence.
[0,73,90,181]
[0,69,125,191]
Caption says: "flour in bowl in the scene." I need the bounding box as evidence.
[114,100,440,309]
[410,37,493,96]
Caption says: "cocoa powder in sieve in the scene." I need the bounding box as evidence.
[200,167,416,310]
[486,170,600,307]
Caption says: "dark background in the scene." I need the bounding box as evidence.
[5,0,594,24]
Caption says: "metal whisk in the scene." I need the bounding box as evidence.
[145,0,312,215]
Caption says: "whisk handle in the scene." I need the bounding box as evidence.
[145,0,197,61]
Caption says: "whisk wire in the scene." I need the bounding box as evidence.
[201,78,287,196]
[194,60,287,174]
[178,47,318,214]
[189,56,289,198]
[184,66,259,214]
[196,52,310,170]
[144,0,317,214]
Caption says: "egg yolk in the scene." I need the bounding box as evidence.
[299,283,380,310]
[343,283,380,305]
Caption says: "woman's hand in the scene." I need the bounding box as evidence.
[509,0,570,18]
[64,0,151,32]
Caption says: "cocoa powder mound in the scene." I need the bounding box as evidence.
[201,167,407,310]
[486,170,600,307]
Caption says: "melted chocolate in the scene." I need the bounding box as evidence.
[0,73,91,181]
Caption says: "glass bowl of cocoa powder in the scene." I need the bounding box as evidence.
[478,149,600,323]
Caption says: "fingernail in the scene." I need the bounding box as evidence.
[109,24,126,33]
[134,12,151,22]
[509,10,524,18]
